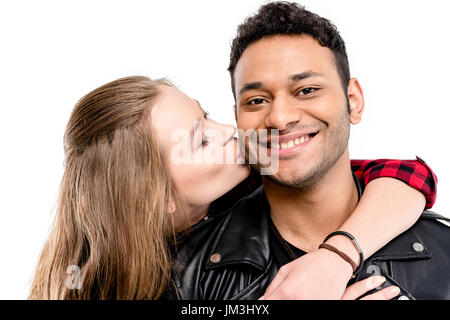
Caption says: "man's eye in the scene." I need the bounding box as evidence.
[246,98,266,105]
[298,87,317,95]
[204,111,210,119]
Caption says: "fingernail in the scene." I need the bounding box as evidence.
[390,286,401,296]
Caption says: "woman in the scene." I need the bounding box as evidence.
[29,76,436,300]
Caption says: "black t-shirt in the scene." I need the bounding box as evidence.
[267,173,364,268]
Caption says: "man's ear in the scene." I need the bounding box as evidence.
[347,78,365,125]
[233,105,238,122]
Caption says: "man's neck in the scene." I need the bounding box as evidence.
[263,153,359,253]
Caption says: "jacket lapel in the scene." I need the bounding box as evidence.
[204,186,272,272]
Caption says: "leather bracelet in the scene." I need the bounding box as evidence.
[322,231,364,279]
[318,243,357,273]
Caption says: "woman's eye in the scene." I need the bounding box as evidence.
[247,98,266,105]
[203,111,210,119]
[201,136,210,148]
[298,87,317,95]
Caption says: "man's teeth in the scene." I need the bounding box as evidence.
[272,135,311,149]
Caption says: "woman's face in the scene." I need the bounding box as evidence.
[151,85,250,221]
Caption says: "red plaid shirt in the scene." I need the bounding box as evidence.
[211,157,437,214]
[351,156,437,209]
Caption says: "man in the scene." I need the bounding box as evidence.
[171,2,450,300]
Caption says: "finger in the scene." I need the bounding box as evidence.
[360,286,401,300]
[342,276,386,300]
[262,266,289,298]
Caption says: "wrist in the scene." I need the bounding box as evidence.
[325,234,362,267]
[317,247,354,279]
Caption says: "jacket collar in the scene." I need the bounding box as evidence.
[205,185,271,271]
[205,171,432,272]
[370,228,431,261]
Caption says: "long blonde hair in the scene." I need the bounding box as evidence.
[29,76,180,299]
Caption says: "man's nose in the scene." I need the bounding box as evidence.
[264,96,302,130]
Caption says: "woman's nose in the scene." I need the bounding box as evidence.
[221,124,236,146]
[207,121,236,146]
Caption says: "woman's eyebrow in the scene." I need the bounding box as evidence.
[191,119,202,138]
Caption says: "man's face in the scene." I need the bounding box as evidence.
[234,34,354,188]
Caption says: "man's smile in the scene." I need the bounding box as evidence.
[258,130,320,157]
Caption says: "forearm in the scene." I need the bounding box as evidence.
[326,177,426,266]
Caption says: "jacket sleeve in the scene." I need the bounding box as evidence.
[350,156,437,209]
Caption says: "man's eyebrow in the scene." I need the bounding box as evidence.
[238,81,263,96]
[290,71,324,82]
[238,71,323,96]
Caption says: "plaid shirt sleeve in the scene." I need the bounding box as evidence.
[351,156,437,209]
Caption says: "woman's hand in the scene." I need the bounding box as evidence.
[342,276,400,300]
[261,249,400,300]
[261,248,401,300]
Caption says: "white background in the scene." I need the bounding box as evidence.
[0,0,449,299]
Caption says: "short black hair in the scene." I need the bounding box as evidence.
[228,1,350,100]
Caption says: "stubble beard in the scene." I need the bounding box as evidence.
[260,105,351,190]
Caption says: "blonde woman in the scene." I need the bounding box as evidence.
[29,76,436,300]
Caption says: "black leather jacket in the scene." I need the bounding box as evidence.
[168,179,450,300]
